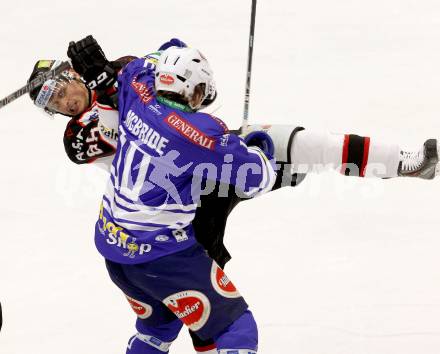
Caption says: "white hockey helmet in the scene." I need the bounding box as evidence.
[155,46,216,110]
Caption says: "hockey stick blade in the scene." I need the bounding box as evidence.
[0,61,71,110]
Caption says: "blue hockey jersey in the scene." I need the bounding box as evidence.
[95,54,276,264]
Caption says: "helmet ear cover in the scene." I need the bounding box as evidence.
[200,86,217,109]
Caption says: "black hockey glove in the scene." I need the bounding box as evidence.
[67,35,116,91]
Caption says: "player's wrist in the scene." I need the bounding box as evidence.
[242,130,275,159]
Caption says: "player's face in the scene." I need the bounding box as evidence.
[48,79,89,116]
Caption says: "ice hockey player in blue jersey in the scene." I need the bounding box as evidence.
[31,35,440,353]
[68,38,277,353]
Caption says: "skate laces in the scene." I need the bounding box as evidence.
[400,148,425,172]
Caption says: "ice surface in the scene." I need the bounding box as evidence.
[1,0,440,353]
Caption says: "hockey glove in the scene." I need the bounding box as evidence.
[243,131,275,159]
[67,35,116,91]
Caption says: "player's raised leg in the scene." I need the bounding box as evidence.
[246,124,439,180]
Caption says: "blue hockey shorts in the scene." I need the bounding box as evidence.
[105,244,248,340]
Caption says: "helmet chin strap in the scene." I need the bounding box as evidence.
[86,85,92,109]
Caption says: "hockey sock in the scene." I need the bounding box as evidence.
[291,130,400,178]
[213,310,258,353]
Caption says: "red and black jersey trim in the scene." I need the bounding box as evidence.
[189,328,216,352]
[341,134,371,177]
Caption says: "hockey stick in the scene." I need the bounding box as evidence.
[241,0,258,131]
[0,61,71,110]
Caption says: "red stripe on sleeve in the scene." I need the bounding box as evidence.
[340,134,350,174]
[360,137,371,177]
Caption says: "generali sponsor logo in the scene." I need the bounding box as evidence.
[125,296,153,319]
[210,262,241,298]
[164,113,216,150]
[163,290,211,331]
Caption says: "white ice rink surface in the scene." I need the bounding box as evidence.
[1,0,440,353]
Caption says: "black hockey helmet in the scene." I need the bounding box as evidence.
[28,60,61,102]
[28,60,87,116]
